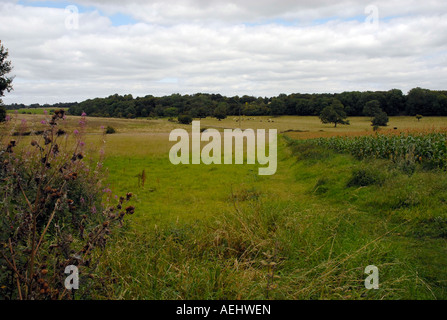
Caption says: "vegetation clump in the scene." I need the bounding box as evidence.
[0,111,134,299]
[347,167,385,187]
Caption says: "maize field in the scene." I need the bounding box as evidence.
[311,132,447,168]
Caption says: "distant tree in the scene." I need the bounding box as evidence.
[213,102,227,121]
[371,110,389,127]
[385,89,405,115]
[178,114,192,124]
[0,43,14,121]
[319,99,350,128]
[363,100,382,117]
[164,107,179,118]
[269,97,286,115]
[416,114,423,122]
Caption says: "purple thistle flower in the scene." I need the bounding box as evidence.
[40,120,47,124]
[91,206,97,214]
[74,129,79,134]
[44,110,48,115]
[81,112,87,117]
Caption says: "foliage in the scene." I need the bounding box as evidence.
[363,100,382,117]
[347,167,385,187]
[319,99,350,127]
[312,132,447,168]
[178,114,193,124]
[0,111,134,299]
[213,102,227,121]
[105,126,116,134]
[371,110,389,127]
[6,88,446,119]
[0,44,14,122]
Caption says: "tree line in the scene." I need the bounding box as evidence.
[3,88,447,120]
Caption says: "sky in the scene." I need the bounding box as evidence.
[1,0,447,104]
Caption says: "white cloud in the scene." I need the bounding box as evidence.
[1,0,447,104]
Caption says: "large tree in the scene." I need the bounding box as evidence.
[319,99,350,127]
[363,100,382,117]
[0,42,14,121]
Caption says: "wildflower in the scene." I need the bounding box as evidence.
[40,120,47,124]
[81,112,87,117]
[73,129,79,135]
[91,206,97,214]
[80,141,85,147]
[5,115,10,121]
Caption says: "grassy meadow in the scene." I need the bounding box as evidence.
[4,114,447,299]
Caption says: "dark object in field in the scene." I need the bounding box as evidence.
[105,126,116,134]
[12,131,31,136]
[282,129,309,133]
[56,129,66,136]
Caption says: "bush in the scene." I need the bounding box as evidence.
[178,114,193,125]
[0,110,134,299]
[371,111,389,127]
[347,167,385,187]
[105,126,116,134]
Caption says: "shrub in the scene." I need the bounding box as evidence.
[0,110,134,299]
[347,167,385,187]
[105,126,116,134]
[178,114,193,125]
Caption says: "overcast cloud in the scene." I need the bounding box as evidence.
[1,0,447,104]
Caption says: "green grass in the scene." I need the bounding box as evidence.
[4,114,447,299]
[89,132,447,299]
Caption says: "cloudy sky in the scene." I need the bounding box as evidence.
[1,0,447,104]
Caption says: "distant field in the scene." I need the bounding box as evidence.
[7,113,447,135]
[6,107,68,115]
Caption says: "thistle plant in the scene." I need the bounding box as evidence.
[0,110,134,299]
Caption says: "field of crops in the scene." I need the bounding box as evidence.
[311,132,447,168]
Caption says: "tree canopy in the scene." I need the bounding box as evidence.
[319,99,350,127]
[0,42,13,121]
[4,88,447,119]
